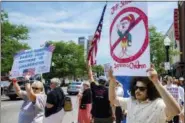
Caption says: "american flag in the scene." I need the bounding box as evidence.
[87,3,107,65]
[47,44,55,52]
[14,49,25,58]
[23,68,35,76]
[43,42,55,52]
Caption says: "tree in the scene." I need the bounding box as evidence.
[43,41,86,79]
[1,10,30,74]
[149,26,180,74]
[149,26,166,74]
[92,65,104,77]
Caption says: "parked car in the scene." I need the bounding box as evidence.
[67,82,83,95]
[6,77,25,100]
[1,81,10,95]
[6,74,44,100]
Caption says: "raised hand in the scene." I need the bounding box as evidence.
[25,75,31,81]
[108,68,114,79]
[12,78,17,84]
[146,64,158,83]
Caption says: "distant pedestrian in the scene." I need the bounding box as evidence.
[164,76,183,123]
[44,78,65,123]
[12,76,46,123]
[179,77,185,88]
[78,81,92,123]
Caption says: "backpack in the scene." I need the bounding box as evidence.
[63,96,73,111]
[60,88,73,112]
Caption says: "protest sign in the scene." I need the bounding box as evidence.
[10,45,55,78]
[166,86,179,101]
[110,1,150,76]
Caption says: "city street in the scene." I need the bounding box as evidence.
[1,87,79,123]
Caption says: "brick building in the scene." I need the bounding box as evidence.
[175,1,185,78]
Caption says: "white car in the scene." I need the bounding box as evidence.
[67,82,83,95]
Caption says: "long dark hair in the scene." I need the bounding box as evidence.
[130,77,161,101]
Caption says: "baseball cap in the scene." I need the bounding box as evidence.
[98,76,108,85]
[98,76,108,82]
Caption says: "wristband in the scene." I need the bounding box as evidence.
[12,78,17,84]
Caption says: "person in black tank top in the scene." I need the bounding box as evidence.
[87,64,113,123]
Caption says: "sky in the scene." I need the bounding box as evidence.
[2,1,177,65]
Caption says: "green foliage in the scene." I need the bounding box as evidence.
[43,41,86,79]
[149,26,166,74]
[149,26,180,74]
[1,10,30,74]
[92,65,104,77]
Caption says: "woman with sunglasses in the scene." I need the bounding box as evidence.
[109,66,181,123]
[12,76,46,123]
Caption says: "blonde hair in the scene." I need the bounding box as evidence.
[31,81,45,94]
[83,81,90,87]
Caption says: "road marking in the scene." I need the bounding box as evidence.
[1,101,22,109]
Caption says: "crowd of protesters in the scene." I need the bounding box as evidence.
[10,63,184,123]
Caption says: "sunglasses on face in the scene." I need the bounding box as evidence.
[32,87,41,90]
[134,86,147,92]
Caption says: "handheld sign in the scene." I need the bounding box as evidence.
[110,1,150,76]
[10,45,55,78]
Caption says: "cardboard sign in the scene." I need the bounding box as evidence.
[110,1,150,76]
[166,86,179,101]
[10,45,55,78]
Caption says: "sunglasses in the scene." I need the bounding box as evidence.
[32,87,41,90]
[134,86,147,92]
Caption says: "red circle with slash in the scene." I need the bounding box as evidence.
[110,7,149,63]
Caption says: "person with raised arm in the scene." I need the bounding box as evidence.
[87,63,113,123]
[12,75,46,123]
[109,65,181,123]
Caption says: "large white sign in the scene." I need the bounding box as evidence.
[10,45,55,78]
[110,1,150,76]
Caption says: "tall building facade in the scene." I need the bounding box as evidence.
[78,37,85,49]
[86,35,93,57]
[166,23,180,65]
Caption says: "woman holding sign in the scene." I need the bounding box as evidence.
[109,65,181,123]
[11,76,46,123]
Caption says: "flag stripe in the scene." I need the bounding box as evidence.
[87,3,107,65]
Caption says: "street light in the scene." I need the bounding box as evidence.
[164,36,171,75]
[51,62,55,75]
[52,62,55,67]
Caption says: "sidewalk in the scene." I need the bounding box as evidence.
[61,87,79,123]
[62,95,79,123]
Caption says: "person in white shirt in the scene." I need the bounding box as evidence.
[174,79,184,105]
[164,76,183,123]
[179,77,184,88]
[109,66,181,123]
